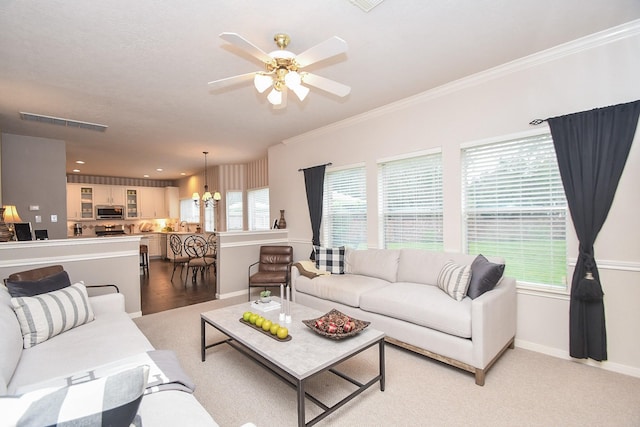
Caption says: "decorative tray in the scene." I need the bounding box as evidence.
[302,309,370,340]
[239,318,291,342]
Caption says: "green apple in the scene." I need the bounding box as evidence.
[276,327,288,339]
[249,313,259,325]
[243,311,252,322]
[262,319,272,332]
[269,323,280,335]
[255,316,264,328]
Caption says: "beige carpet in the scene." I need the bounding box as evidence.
[134,298,640,427]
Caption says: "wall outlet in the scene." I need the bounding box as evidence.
[51,214,58,223]
[35,215,42,223]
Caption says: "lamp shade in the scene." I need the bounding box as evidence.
[254,74,273,93]
[2,205,22,223]
[267,87,282,105]
[192,192,200,201]
[202,191,213,202]
[213,191,222,201]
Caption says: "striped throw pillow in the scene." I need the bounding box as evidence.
[10,282,95,348]
[0,365,148,427]
[437,261,472,301]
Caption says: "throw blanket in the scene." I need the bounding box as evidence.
[293,260,332,279]
[16,350,195,395]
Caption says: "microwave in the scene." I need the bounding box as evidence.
[96,205,124,220]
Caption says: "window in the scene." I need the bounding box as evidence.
[204,203,216,232]
[226,191,243,231]
[322,166,367,248]
[248,188,270,231]
[180,198,199,224]
[378,152,443,250]
[462,133,567,288]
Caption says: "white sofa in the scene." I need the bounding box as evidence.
[292,248,517,385]
[0,283,217,426]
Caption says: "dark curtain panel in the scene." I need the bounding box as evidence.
[303,165,327,260]
[547,100,640,361]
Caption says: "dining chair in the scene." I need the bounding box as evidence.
[183,235,215,283]
[169,234,189,280]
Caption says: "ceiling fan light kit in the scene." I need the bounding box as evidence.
[208,32,350,109]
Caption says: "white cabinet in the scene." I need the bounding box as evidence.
[139,187,166,218]
[67,184,95,220]
[94,185,125,206]
[165,187,179,219]
[148,233,162,257]
[125,188,139,219]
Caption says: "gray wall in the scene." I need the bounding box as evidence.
[1,133,67,239]
[269,24,640,377]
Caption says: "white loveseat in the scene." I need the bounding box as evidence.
[292,248,517,385]
[0,277,217,426]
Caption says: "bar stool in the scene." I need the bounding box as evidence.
[140,244,149,275]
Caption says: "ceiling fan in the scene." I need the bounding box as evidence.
[207,32,350,109]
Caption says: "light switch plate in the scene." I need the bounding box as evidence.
[29,205,40,211]
[35,215,42,223]
[51,214,58,222]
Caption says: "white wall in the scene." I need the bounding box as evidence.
[268,22,640,377]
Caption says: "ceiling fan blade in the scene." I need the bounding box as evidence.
[302,73,351,97]
[295,36,348,68]
[207,72,256,90]
[219,32,273,64]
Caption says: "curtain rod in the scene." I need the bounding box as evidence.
[298,162,332,172]
[529,118,547,125]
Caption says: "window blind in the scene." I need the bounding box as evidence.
[378,153,443,250]
[226,191,243,231]
[462,133,567,287]
[248,188,270,231]
[322,166,367,248]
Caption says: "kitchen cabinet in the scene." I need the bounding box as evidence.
[67,184,95,220]
[148,233,162,257]
[139,187,166,218]
[94,185,125,206]
[125,189,139,218]
[165,187,179,219]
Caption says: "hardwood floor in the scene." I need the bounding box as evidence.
[140,258,216,315]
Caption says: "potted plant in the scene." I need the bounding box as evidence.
[260,290,271,303]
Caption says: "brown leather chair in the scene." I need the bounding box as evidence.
[248,246,293,301]
[6,265,64,283]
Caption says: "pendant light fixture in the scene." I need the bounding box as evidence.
[192,151,221,208]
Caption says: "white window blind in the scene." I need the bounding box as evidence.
[462,133,567,288]
[180,199,199,224]
[378,153,443,250]
[248,188,270,231]
[226,191,243,231]
[322,166,367,249]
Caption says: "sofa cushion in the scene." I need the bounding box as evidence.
[5,270,71,297]
[314,246,345,274]
[11,282,95,348]
[467,254,505,299]
[360,282,472,338]
[437,261,472,301]
[0,286,23,395]
[295,274,390,307]
[0,365,148,426]
[344,249,400,282]
[397,249,450,285]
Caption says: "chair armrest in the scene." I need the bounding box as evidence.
[89,293,126,316]
[471,276,517,368]
[247,261,260,278]
[86,284,120,294]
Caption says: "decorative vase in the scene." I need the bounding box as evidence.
[278,210,287,229]
[0,208,13,242]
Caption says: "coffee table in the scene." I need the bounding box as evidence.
[201,300,385,426]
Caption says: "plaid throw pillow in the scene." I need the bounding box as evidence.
[314,246,345,274]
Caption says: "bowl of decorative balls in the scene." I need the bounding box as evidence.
[302,309,370,340]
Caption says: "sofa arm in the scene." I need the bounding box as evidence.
[89,293,126,316]
[290,265,302,302]
[471,277,517,369]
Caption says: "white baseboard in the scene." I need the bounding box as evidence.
[128,311,143,319]
[515,338,640,379]
[218,289,249,300]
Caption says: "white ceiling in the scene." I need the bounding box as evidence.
[1,1,639,180]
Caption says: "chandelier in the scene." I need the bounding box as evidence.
[192,151,221,208]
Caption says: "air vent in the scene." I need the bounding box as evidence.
[349,0,384,12]
[19,112,108,132]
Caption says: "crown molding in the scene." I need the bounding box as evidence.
[283,19,640,146]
